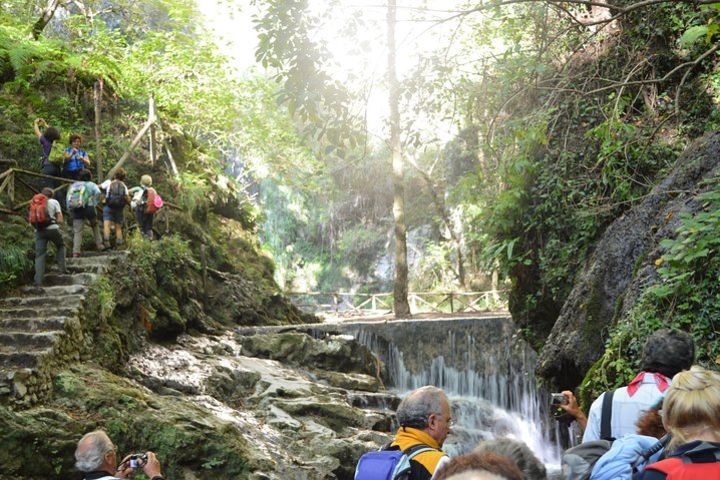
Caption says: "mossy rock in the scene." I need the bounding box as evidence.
[0,364,263,479]
[238,332,377,375]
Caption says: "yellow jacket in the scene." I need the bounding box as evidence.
[390,427,447,479]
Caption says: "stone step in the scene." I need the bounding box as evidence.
[0,349,50,369]
[0,317,68,332]
[0,294,85,308]
[66,264,109,275]
[0,331,61,349]
[0,305,79,319]
[43,272,98,286]
[19,284,87,296]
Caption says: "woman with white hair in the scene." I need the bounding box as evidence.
[129,174,160,240]
[636,366,720,479]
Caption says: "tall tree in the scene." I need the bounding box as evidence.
[387,0,410,317]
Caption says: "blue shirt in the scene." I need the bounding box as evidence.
[64,147,88,172]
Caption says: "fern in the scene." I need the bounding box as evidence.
[0,243,32,287]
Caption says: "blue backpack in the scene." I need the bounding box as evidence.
[355,444,437,480]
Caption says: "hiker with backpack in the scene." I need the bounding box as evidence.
[582,329,694,443]
[355,386,451,480]
[129,174,163,240]
[30,187,66,286]
[33,118,62,194]
[62,134,90,181]
[636,366,720,479]
[100,168,130,248]
[66,169,104,257]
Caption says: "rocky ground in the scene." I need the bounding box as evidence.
[0,330,396,479]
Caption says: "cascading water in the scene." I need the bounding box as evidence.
[345,317,562,468]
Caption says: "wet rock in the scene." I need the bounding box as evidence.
[238,331,377,375]
[204,365,260,404]
[312,370,380,392]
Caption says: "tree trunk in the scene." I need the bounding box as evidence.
[388,0,411,317]
[32,0,65,39]
[94,78,103,179]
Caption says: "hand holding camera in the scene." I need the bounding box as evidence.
[550,390,588,431]
[117,451,162,479]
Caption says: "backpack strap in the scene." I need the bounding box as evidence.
[600,389,615,441]
[403,443,440,460]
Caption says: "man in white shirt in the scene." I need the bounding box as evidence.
[75,430,164,480]
[582,329,694,442]
[33,187,66,286]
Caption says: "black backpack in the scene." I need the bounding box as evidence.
[106,180,127,208]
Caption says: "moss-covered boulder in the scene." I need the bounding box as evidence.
[238,332,378,375]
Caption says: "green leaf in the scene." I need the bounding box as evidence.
[679,26,709,48]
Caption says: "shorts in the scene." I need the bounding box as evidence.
[103,205,124,223]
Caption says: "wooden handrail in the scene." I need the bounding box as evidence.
[286,289,508,315]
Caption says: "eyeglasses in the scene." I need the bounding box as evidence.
[433,413,455,426]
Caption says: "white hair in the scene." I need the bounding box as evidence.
[75,430,113,472]
[396,385,447,428]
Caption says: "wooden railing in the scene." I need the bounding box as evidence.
[0,164,176,236]
[0,166,74,215]
[287,290,508,316]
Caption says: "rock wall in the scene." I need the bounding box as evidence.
[537,132,720,390]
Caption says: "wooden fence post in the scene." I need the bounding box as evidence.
[94,78,103,179]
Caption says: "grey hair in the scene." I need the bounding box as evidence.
[396,385,447,429]
[75,430,113,472]
[445,472,505,480]
[474,438,547,480]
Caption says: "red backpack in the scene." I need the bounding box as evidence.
[644,444,720,479]
[144,187,163,214]
[28,193,52,228]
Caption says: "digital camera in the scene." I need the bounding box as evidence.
[550,393,568,405]
[128,453,148,469]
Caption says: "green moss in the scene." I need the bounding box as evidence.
[0,365,257,478]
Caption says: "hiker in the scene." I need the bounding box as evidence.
[100,168,129,248]
[74,429,164,480]
[354,386,452,479]
[63,134,90,180]
[33,117,61,189]
[66,169,104,257]
[434,452,524,480]
[474,438,547,480]
[390,386,452,479]
[580,329,694,442]
[30,187,66,286]
[636,366,720,479]
[128,174,160,240]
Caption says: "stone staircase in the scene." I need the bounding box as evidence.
[0,252,126,404]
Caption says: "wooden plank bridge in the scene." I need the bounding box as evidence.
[287,290,508,316]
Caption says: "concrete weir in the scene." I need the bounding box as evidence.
[237,314,561,464]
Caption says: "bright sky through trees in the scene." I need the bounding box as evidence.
[197,0,487,141]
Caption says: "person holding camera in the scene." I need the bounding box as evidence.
[75,430,165,480]
[63,133,91,181]
[582,329,694,442]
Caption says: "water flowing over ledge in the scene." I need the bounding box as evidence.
[312,316,562,465]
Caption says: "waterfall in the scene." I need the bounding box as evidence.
[349,318,562,467]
